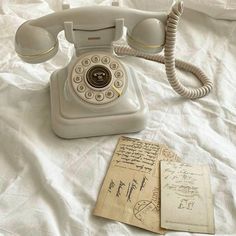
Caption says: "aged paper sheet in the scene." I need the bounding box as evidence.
[160,161,215,234]
[94,136,180,233]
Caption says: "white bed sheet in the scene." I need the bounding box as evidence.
[0,0,236,235]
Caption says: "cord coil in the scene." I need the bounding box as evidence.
[114,1,213,99]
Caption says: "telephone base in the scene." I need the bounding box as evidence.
[50,67,148,139]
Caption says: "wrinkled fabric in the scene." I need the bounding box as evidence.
[0,0,236,235]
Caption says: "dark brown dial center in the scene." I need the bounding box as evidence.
[86,65,112,89]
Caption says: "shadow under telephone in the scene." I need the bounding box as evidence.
[15,1,213,138]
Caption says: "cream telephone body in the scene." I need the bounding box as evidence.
[15,1,213,138]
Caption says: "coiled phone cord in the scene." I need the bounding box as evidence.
[114,2,213,99]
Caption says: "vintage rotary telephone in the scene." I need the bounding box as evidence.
[15,1,213,138]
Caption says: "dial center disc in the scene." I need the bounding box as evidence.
[86,65,112,89]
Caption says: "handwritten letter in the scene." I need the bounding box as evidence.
[160,161,215,234]
[93,136,180,233]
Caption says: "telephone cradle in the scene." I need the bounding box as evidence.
[15,1,213,138]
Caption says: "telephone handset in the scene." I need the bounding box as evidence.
[15,1,213,138]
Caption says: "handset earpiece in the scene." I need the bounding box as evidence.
[127,18,165,54]
[15,21,58,64]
